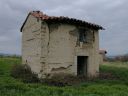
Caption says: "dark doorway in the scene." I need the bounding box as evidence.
[77,56,88,76]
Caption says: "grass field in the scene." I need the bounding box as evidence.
[0,58,128,96]
[103,61,128,68]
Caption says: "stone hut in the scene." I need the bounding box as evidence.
[20,11,104,78]
[99,50,107,64]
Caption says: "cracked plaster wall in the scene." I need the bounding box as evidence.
[44,23,100,78]
[22,15,43,77]
[22,15,100,78]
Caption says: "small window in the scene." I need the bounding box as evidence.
[78,28,93,43]
[79,28,87,42]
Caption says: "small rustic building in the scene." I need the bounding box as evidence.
[20,11,104,78]
[99,50,107,64]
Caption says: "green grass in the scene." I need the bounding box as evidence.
[103,61,128,68]
[1,58,128,96]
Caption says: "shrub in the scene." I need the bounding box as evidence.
[11,64,39,83]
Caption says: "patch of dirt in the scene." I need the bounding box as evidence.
[41,74,88,87]
[99,72,119,80]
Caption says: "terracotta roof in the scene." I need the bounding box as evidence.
[21,11,104,32]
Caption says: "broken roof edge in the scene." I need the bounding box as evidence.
[20,11,105,32]
[20,13,31,32]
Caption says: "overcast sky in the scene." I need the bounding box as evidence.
[0,0,128,56]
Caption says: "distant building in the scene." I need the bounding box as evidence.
[20,11,104,78]
[99,50,107,64]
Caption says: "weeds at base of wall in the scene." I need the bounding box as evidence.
[41,72,118,87]
[41,74,88,87]
[10,64,40,83]
[10,64,119,87]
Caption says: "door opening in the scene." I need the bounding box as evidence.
[77,56,88,76]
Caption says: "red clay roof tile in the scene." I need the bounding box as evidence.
[31,11,104,30]
[21,11,104,32]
